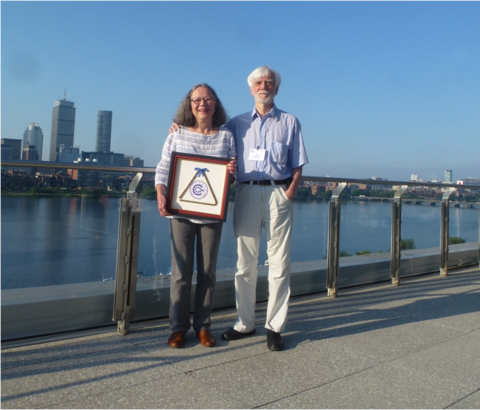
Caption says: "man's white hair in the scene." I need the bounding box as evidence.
[247,66,282,88]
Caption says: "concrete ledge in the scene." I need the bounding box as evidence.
[2,244,478,341]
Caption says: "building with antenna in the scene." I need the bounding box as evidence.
[23,122,44,160]
[49,91,76,162]
[95,111,113,153]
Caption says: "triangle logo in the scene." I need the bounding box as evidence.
[179,167,218,206]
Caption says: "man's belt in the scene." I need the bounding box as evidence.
[240,179,289,186]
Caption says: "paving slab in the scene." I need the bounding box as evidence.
[259,362,473,409]
[1,333,131,370]
[284,311,407,345]
[191,339,383,408]
[46,373,248,409]
[139,333,269,373]
[1,345,179,409]
[389,329,480,390]
[129,310,287,373]
[314,316,467,361]
[448,388,480,409]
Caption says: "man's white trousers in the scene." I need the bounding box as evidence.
[232,182,293,333]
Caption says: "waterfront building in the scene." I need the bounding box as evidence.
[49,97,76,162]
[57,146,80,163]
[22,145,39,161]
[80,151,124,166]
[464,177,480,186]
[123,155,144,167]
[445,169,452,183]
[1,138,22,160]
[0,144,13,159]
[95,111,113,153]
[23,122,44,160]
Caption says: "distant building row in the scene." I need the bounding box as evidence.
[1,96,143,167]
[2,123,44,161]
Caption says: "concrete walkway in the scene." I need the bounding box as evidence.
[2,266,480,409]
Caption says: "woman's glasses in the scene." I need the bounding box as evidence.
[191,97,215,105]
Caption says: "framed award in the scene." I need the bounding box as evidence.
[166,152,232,222]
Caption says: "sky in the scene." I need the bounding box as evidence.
[2,1,480,182]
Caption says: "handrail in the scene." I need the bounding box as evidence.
[1,159,148,175]
[302,176,480,190]
[3,159,480,190]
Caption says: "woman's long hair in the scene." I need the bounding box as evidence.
[173,83,228,127]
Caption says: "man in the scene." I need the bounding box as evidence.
[221,66,308,351]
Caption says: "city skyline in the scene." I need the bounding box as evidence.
[2,2,479,181]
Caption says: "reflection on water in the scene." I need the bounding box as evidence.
[1,196,120,289]
[1,196,478,289]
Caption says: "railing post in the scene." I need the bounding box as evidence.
[440,188,456,277]
[113,173,143,335]
[390,186,407,286]
[326,182,347,298]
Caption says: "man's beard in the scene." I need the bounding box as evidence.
[255,91,274,105]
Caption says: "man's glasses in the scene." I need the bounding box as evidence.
[191,97,215,105]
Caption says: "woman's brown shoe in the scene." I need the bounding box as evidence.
[168,331,186,348]
[197,329,216,347]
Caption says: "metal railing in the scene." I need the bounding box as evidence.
[2,160,480,338]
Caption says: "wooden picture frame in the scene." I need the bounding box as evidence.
[166,152,232,222]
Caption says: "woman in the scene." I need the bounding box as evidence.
[155,84,236,348]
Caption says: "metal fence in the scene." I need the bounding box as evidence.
[2,160,479,341]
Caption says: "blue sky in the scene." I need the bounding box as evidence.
[2,1,479,181]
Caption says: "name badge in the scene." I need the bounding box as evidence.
[249,149,266,161]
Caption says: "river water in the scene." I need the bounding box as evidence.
[1,196,478,290]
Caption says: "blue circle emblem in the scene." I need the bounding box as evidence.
[190,181,208,200]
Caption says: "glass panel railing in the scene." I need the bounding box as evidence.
[401,202,441,251]
[1,164,144,340]
[449,204,479,246]
[2,163,479,341]
[136,198,172,278]
[1,194,120,289]
[335,199,393,287]
[290,200,329,263]
[339,199,392,258]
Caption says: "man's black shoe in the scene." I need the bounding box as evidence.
[221,328,256,341]
[267,330,284,351]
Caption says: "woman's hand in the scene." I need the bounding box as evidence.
[169,123,180,134]
[227,158,237,175]
[157,185,172,217]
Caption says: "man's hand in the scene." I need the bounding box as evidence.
[169,123,180,134]
[157,184,172,217]
[283,166,303,201]
[284,185,297,201]
[227,158,237,175]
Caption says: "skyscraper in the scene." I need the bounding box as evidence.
[445,170,452,183]
[95,111,112,153]
[1,138,22,160]
[49,96,76,161]
[23,122,44,160]
[23,145,39,161]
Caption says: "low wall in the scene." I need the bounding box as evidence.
[2,244,478,342]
